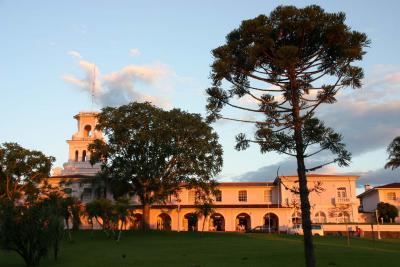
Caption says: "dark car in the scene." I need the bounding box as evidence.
[246,225,276,233]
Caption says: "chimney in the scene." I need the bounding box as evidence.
[364,184,372,191]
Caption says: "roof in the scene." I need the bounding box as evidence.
[280,173,359,178]
[48,174,94,179]
[375,183,400,189]
[357,183,400,198]
[218,182,274,187]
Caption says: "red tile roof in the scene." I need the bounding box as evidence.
[375,183,400,189]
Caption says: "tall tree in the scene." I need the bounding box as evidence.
[0,142,55,201]
[89,102,223,230]
[205,5,369,267]
[385,136,400,170]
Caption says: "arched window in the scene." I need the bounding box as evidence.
[291,211,302,224]
[83,125,92,137]
[314,211,327,223]
[74,150,79,162]
[337,211,351,223]
[82,150,87,162]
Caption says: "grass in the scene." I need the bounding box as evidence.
[1,231,400,267]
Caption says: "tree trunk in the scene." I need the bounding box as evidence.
[142,203,151,231]
[290,72,316,267]
[295,144,316,267]
[202,216,207,232]
[65,218,72,242]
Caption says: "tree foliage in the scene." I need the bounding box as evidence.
[89,102,223,230]
[385,136,400,170]
[377,202,399,223]
[0,142,55,201]
[205,5,368,267]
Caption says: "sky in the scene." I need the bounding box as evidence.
[0,0,399,189]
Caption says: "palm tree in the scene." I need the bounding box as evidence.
[385,136,400,170]
[85,201,97,237]
[113,198,131,241]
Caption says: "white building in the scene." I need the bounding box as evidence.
[358,183,400,223]
[48,112,365,231]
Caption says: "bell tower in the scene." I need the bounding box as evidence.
[61,112,103,176]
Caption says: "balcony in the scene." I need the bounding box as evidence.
[334,197,350,204]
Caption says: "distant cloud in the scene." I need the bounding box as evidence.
[231,155,400,187]
[62,53,172,109]
[320,66,400,156]
[68,50,82,59]
[129,48,141,57]
[233,157,337,182]
[355,168,400,187]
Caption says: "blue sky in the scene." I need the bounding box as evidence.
[1,0,399,186]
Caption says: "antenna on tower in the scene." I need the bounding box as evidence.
[91,64,96,111]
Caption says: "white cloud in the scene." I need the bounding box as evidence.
[68,50,82,59]
[129,48,141,57]
[62,55,172,109]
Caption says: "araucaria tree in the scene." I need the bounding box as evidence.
[89,102,223,230]
[205,5,368,267]
[385,136,400,170]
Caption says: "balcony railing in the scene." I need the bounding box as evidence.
[335,197,350,204]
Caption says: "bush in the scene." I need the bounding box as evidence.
[0,198,64,267]
[377,202,399,223]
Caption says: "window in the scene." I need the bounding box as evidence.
[215,190,222,202]
[291,194,301,206]
[82,188,92,201]
[188,190,197,203]
[74,150,79,162]
[82,150,87,162]
[337,187,347,198]
[264,190,272,203]
[387,192,396,201]
[63,188,72,196]
[238,190,247,202]
[337,211,350,223]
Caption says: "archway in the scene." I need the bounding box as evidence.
[157,213,172,230]
[236,213,251,231]
[131,213,143,230]
[184,213,198,231]
[264,213,279,232]
[84,125,92,137]
[209,213,225,231]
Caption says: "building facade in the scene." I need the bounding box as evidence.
[358,183,400,223]
[48,112,364,232]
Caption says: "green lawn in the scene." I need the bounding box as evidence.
[1,231,399,267]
